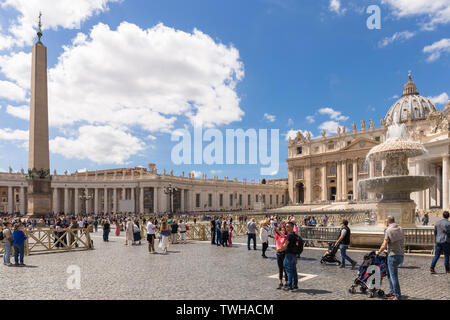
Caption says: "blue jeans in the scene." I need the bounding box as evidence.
[13,244,24,264]
[339,244,355,267]
[103,229,110,241]
[283,253,298,287]
[430,242,450,272]
[247,233,256,249]
[216,230,222,245]
[3,242,12,264]
[387,255,404,298]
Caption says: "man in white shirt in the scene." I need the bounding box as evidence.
[146,218,156,253]
[179,220,187,244]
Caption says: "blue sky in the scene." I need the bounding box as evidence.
[0,0,449,180]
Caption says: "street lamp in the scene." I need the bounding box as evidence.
[79,190,93,216]
[163,183,178,215]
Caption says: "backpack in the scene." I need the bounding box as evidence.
[0,230,4,241]
[293,234,304,255]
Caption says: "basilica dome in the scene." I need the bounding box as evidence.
[384,73,437,124]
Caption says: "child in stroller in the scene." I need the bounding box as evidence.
[320,242,341,265]
[349,251,388,298]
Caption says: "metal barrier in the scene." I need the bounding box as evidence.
[0,228,93,256]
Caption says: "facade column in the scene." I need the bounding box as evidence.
[139,187,144,213]
[342,161,347,201]
[74,188,79,215]
[336,162,341,201]
[305,166,312,204]
[94,188,99,214]
[369,160,375,200]
[122,187,126,200]
[180,189,185,212]
[321,164,327,201]
[443,156,449,210]
[352,160,358,201]
[64,188,69,214]
[416,162,424,210]
[20,187,26,216]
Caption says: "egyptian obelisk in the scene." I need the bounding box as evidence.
[27,13,52,217]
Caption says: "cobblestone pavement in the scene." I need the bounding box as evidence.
[1,233,448,300]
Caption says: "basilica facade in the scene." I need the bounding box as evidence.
[287,74,450,211]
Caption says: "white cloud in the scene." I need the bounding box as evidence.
[46,22,244,130]
[0,80,26,101]
[6,105,29,120]
[318,107,349,121]
[381,0,450,30]
[379,31,416,48]
[147,135,157,141]
[391,94,399,100]
[306,115,315,123]
[0,128,28,140]
[319,121,340,134]
[0,168,6,173]
[263,113,276,122]
[329,0,346,15]
[0,0,121,50]
[423,38,450,62]
[287,118,294,126]
[49,125,145,164]
[210,169,222,175]
[190,170,202,178]
[428,92,449,105]
[0,51,31,89]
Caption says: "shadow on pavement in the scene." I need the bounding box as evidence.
[297,288,332,295]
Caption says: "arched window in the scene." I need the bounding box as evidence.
[297,169,303,179]
[330,165,336,176]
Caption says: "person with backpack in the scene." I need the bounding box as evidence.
[335,219,357,269]
[430,211,450,274]
[277,222,303,291]
[2,222,14,266]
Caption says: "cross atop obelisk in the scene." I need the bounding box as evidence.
[27,11,52,217]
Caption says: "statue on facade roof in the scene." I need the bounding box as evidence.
[361,120,366,131]
[342,125,346,135]
[306,131,311,141]
[337,126,341,136]
[369,120,374,129]
[352,123,357,132]
[321,130,326,137]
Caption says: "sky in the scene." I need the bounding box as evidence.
[0,0,449,180]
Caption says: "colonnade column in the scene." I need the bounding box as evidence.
[20,186,25,215]
[139,187,144,214]
[74,188,79,215]
[113,188,117,214]
[64,188,69,214]
[154,187,158,214]
[94,188,99,214]
[180,189,185,212]
[53,188,59,214]
[443,156,449,210]
[103,188,108,214]
[352,160,358,201]
[7,186,13,214]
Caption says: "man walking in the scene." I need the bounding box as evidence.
[335,220,357,269]
[430,211,450,274]
[12,224,27,266]
[277,222,298,291]
[2,222,13,266]
[376,216,405,300]
[146,218,156,254]
[170,219,179,244]
[260,221,269,258]
[216,217,222,246]
[247,218,257,250]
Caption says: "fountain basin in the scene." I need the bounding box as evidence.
[359,175,436,201]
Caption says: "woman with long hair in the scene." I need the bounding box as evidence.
[274,224,288,289]
[115,220,120,237]
[159,220,171,254]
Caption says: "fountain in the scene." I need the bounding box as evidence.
[358,114,436,228]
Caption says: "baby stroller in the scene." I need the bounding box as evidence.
[320,242,341,266]
[349,251,388,298]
